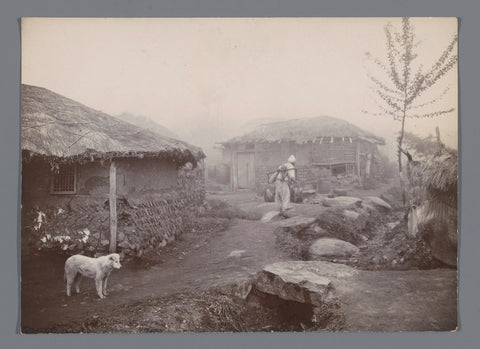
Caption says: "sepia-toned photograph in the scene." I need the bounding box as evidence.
[20,17,458,333]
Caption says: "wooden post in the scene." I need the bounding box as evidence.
[232,151,237,191]
[356,141,363,186]
[109,161,117,253]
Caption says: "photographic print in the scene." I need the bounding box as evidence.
[20,17,458,333]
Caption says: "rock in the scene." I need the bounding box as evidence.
[251,261,357,307]
[233,281,253,300]
[343,210,360,220]
[252,263,330,306]
[261,211,280,223]
[386,221,400,230]
[380,193,394,205]
[359,234,369,242]
[333,188,348,196]
[117,231,125,241]
[343,210,368,230]
[313,225,328,236]
[322,196,362,208]
[118,240,130,248]
[228,250,246,258]
[309,238,359,259]
[272,215,317,232]
[361,202,376,212]
[363,196,392,211]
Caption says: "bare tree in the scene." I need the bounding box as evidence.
[365,17,457,205]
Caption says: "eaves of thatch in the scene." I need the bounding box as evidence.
[21,84,205,166]
[408,149,458,195]
[220,116,385,146]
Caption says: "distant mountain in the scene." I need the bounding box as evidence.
[115,112,180,140]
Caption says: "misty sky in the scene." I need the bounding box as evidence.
[21,17,458,163]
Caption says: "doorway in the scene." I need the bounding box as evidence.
[236,152,255,189]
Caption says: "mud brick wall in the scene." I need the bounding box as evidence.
[22,163,205,257]
[122,167,205,256]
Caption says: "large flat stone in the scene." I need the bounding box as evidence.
[271,215,317,231]
[251,261,357,307]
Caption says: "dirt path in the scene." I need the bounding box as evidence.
[21,191,457,332]
[21,218,289,332]
[333,269,457,331]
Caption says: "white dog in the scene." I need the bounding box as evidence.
[64,253,122,299]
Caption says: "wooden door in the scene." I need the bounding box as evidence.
[236,152,255,189]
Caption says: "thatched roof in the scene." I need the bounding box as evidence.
[408,149,458,196]
[221,116,385,146]
[21,84,205,165]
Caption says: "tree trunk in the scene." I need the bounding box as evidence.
[398,109,407,207]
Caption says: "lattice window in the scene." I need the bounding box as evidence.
[51,164,77,194]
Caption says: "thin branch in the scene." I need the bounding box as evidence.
[406,108,455,118]
[408,86,451,110]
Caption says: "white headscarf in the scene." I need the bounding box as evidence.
[288,155,296,164]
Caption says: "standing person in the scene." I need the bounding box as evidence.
[274,155,296,217]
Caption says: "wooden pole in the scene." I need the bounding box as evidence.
[356,141,362,186]
[109,161,117,253]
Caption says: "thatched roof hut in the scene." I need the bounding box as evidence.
[408,149,458,216]
[406,148,458,266]
[221,116,385,145]
[21,84,205,166]
[219,116,385,191]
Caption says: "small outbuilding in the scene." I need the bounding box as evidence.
[21,84,205,256]
[219,116,385,193]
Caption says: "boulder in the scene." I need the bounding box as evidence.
[363,196,392,211]
[322,196,362,208]
[380,193,395,205]
[309,238,359,259]
[343,209,368,230]
[343,210,360,220]
[251,261,357,307]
